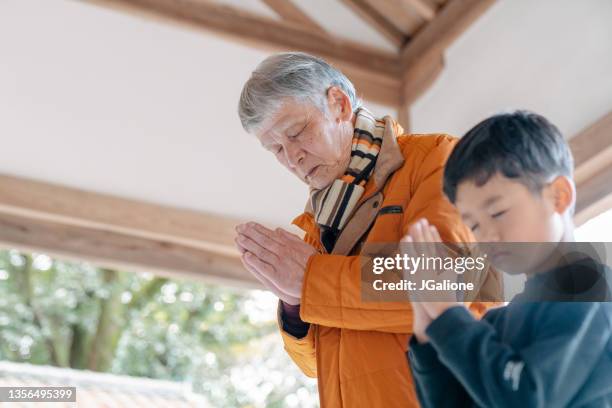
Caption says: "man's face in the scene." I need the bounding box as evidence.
[454,173,564,274]
[255,98,352,189]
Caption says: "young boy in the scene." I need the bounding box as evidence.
[404,111,612,407]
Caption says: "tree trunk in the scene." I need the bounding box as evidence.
[87,268,124,371]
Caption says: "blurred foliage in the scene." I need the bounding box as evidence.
[0,249,317,407]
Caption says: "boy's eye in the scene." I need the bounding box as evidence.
[491,210,507,219]
[470,223,480,232]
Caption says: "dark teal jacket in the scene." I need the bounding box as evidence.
[408,260,612,407]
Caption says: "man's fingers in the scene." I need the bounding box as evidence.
[234,238,247,254]
[236,233,280,265]
[250,223,287,246]
[238,223,307,255]
[240,252,281,297]
[276,228,304,245]
[243,251,275,276]
[243,252,278,288]
[241,253,277,290]
[241,224,283,253]
[243,252,295,301]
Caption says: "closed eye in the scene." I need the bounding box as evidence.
[491,210,507,219]
[470,223,479,232]
[288,123,307,139]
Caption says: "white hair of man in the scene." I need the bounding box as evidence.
[238,52,362,133]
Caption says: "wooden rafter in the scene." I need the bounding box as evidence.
[81,0,402,106]
[363,0,424,36]
[575,164,612,226]
[400,0,496,67]
[79,0,496,112]
[341,0,408,48]
[399,0,496,106]
[0,212,256,288]
[401,0,437,21]
[570,111,612,224]
[570,111,612,185]
[0,174,258,287]
[261,0,325,33]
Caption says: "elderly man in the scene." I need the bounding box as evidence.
[235,52,501,407]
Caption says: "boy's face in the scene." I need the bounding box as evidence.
[454,173,566,274]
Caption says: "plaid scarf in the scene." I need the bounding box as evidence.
[310,108,384,252]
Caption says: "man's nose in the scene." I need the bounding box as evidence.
[283,143,304,169]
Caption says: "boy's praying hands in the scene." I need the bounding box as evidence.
[402,218,465,343]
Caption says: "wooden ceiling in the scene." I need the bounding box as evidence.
[82,0,496,125]
[1,0,611,287]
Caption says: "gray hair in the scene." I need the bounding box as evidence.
[238,52,362,133]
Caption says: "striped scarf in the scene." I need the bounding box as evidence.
[310,108,384,252]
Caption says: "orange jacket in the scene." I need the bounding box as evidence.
[278,121,502,407]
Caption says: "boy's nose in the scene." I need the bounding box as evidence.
[480,227,501,243]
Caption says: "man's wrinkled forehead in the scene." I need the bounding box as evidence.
[255,109,289,145]
[255,99,298,137]
[256,100,313,142]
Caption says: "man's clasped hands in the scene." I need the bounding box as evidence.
[235,218,462,344]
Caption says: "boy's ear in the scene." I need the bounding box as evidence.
[549,175,575,215]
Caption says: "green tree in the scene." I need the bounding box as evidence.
[0,249,317,407]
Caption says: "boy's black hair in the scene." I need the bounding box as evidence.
[443,110,574,203]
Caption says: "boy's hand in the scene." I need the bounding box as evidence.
[402,218,463,322]
[420,301,463,320]
[411,300,432,344]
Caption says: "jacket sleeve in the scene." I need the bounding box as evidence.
[400,135,503,316]
[277,301,317,378]
[408,336,471,408]
[300,252,414,332]
[299,136,502,332]
[425,303,610,408]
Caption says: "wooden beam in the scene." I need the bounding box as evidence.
[575,164,612,226]
[0,212,258,288]
[261,0,325,33]
[0,174,263,286]
[399,0,496,105]
[401,0,437,21]
[342,64,403,107]
[400,0,496,66]
[0,174,239,256]
[362,0,423,36]
[570,111,612,224]
[570,111,612,185]
[341,0,408,48]
[397,102,411,133]
[401,51,445,107]
[81,0,402,106]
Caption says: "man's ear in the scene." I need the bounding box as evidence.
[326,86,352,122]
[549,175,575,215]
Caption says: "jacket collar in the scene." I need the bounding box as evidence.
[369,116,405,198]
[302,116,404,214]
[295,115,405,254]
